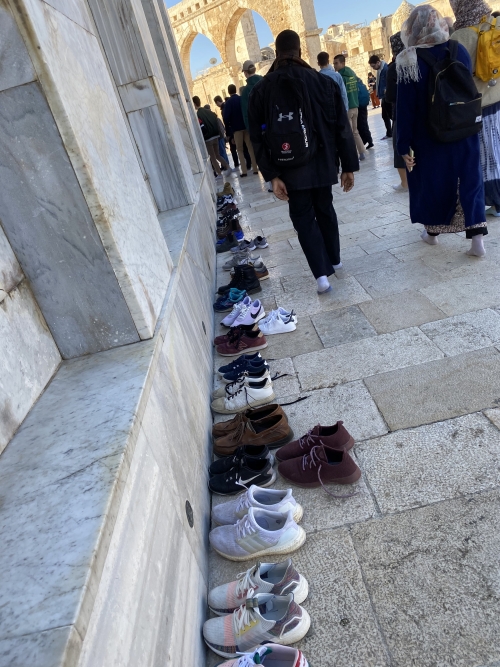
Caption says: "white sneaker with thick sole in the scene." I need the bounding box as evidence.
[203,591,311,658]
[208,559,308,615]
[221,297,251,327]
[211,379,275,414]
[215,645,310,667]
[259,311,296,335]
[212,370,271,399]
[212,485,303,526]
[231,300,265,327]
[209,507,306,561]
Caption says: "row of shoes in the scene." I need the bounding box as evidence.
[221,299,297,334]
[223,248,269,279]
[204,560,310,663]
[216,185,245,253]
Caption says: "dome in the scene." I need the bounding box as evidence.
[392,0,415,33]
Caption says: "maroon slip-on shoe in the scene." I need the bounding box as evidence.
[275,422,354,462]
[278,444,361,489]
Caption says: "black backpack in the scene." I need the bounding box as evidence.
[264,69,316,168]
[417,40,482,143]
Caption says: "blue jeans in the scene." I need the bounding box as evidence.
[218,138,229,163]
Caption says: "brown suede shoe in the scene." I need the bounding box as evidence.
[216,330,267,356]
[212,404,287,439]
[214,325,258,346]
[275,422,354,463]
[278,444,361,490]
[213,414,294,457]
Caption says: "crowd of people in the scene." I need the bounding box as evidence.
[193,0,499,292]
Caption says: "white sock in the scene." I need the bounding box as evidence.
[333,262,343,270]
[466,235,486,257]
[421,230,439,245]
[317,276,331,292]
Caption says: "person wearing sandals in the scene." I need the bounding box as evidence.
[396,5,488,257]
[450,0,500,218]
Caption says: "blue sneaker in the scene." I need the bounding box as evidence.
[222,359,270,384]
[217,352,264,377]
[234,231,244,241]
[213,288,247,312]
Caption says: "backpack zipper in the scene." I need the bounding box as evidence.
[432,62,455,102]
[449,97,482,105]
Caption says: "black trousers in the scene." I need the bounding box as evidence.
[229,140,251,168]
[287,186,340,278]
[357,105,373,146]
[381,98,393,137]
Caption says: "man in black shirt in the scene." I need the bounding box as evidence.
[248,30,359,293]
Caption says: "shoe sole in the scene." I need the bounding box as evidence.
[262,429,295,450]
[246,285,262,295]
[275,435,355,462]
[211,391,275,414]
[260,324,297,335]
[208,453,275,476]
[211,376,271,398]
[208,469,277,496]
[211,524,307,562]
[255,272,269,281]
[217,341,268,357]
[278,467,362,487]
[221,369,269,383]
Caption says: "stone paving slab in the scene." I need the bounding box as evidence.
[294,327,444,391]
[311,305,377,347]
[278,275,372,317]
[261,317,324,360]
[420,270,500,316]
[359,290,446,334]
[356,412,500,514]
[351,491,500,667]
[365,347,500,430]
[420,308,500,356]
[341,249,402,276]
[355,259,442,298]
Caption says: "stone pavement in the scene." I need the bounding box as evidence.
[208,110,500,667]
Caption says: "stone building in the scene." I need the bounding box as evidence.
[0,0,216,665]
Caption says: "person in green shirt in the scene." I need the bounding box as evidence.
[333,54,366,160]
[240,60,263,130]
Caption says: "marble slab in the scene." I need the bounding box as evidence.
[0,0,36,93]
[0,227,23,294]
[0,625,82,667]
[0,281,60,455]
[0,82,141,358]
[19,0,173,337]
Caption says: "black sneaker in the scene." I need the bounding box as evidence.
[217,352,263,376]
[216,233,239,254]
[209,445,274,477]
[208,456,276,495]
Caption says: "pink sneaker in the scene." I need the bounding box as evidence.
[231,299,265,327]
[216,644,310,666]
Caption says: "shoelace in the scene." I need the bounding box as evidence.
[297,426,320,451]
[235,488,252,515]
[234,563,259,597]
[235,514,255,541]
[234,646,271,666]
[302,445,359,499]
[235,305,250,322]
[233,590,257,636]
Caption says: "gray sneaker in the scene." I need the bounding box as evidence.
[223,250,249,271]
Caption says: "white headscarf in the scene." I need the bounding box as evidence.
[396,5,450,83]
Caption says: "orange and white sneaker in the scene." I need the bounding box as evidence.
[215,643,310,666]
[203,592,310,659]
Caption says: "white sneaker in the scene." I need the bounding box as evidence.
[276,307,298,324]
[221,296,251,327]
[211,379,275,414]
[212,485,303,525]
[259,311,296,335]
[486,206,500,217]
[203,591,310,658]
[212,370,271,399]
[215,645,310,667]
[231,300,265,327]
[392,183,408,192]
[209,507,306,561]
[208,558,308,615]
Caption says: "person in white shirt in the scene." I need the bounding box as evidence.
[317,52,349,111]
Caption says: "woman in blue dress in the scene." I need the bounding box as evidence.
[396,5,488,257]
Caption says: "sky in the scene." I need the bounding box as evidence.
[165,0,404,78]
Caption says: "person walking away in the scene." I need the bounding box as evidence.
[249,30,359,294]
[223,84,259,177]
[450,0,500,218]
[385,32,408,191]
[213,95,230,165]
[356,76,374,149]
[397,5,487,256]
[334,54,367,161]
[368,72,380,107]
[193,96,231,178]
[369,55,393,139]
[317,52,349,111]
[240,60,263,129]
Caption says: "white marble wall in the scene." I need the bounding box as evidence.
[10,0,173,340]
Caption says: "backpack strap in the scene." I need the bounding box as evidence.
[448,39,459,60]
[416,47,437,67]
